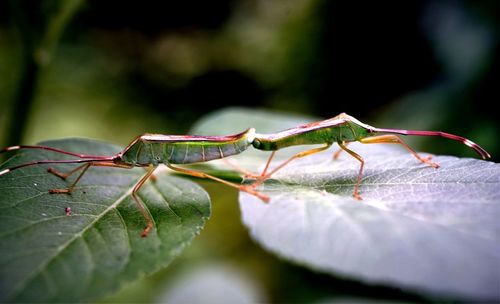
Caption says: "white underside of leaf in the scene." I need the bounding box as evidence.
[240,146,500,300]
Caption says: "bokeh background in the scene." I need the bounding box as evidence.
[1,0,498,302]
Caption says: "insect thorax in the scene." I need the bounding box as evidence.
[335,122,371,142]
[252,121,373,151]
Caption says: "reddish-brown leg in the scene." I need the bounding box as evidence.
[251,144,332,188]
[337,142,364,200]
[48,163,93,194]
[47,161,155,237]
[48,163,89,180]
[260,151,277,177]
[166,163,270,203]
[359,135,439,168]
[131,165,156,237]
[222,158,260,179]
[332,142,348,160]
[48,162,133,194]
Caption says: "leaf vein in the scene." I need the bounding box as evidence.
[6,178,139,300]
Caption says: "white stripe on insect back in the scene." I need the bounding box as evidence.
[142,128,255,142]
[142,134,207,141]
[335,114,376,130]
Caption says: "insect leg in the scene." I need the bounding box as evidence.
[165,163,270,203]
[49,162,133,194]
[332,142,348,160]
[359,135,439,168]
[48,163,90,180]
[145,167,158,183]
[261,151,277,177]
[252,144,332,187]
[48,161,154,237]
[131,165,156,237]
[222,158,260,178]
[49,163,93,194]
[337,142,364,200]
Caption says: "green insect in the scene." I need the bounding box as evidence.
[0,128,267,237]
[250,113,490,199]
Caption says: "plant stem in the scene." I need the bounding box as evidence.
[3,0,84,152]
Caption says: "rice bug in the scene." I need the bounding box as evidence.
[250,113,490,200]
[0,128,267,237]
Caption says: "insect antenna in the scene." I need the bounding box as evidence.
[0,157,116,177]
[0,145,117,176]
[1,145,108,159]
[373,128,491,159]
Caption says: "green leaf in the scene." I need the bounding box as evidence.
[193,107,500,300]
[0,138,210,302]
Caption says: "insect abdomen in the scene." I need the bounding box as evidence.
[120,129,255,165]
[166,141,248,164]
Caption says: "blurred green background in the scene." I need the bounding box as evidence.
[1,0,498,302]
